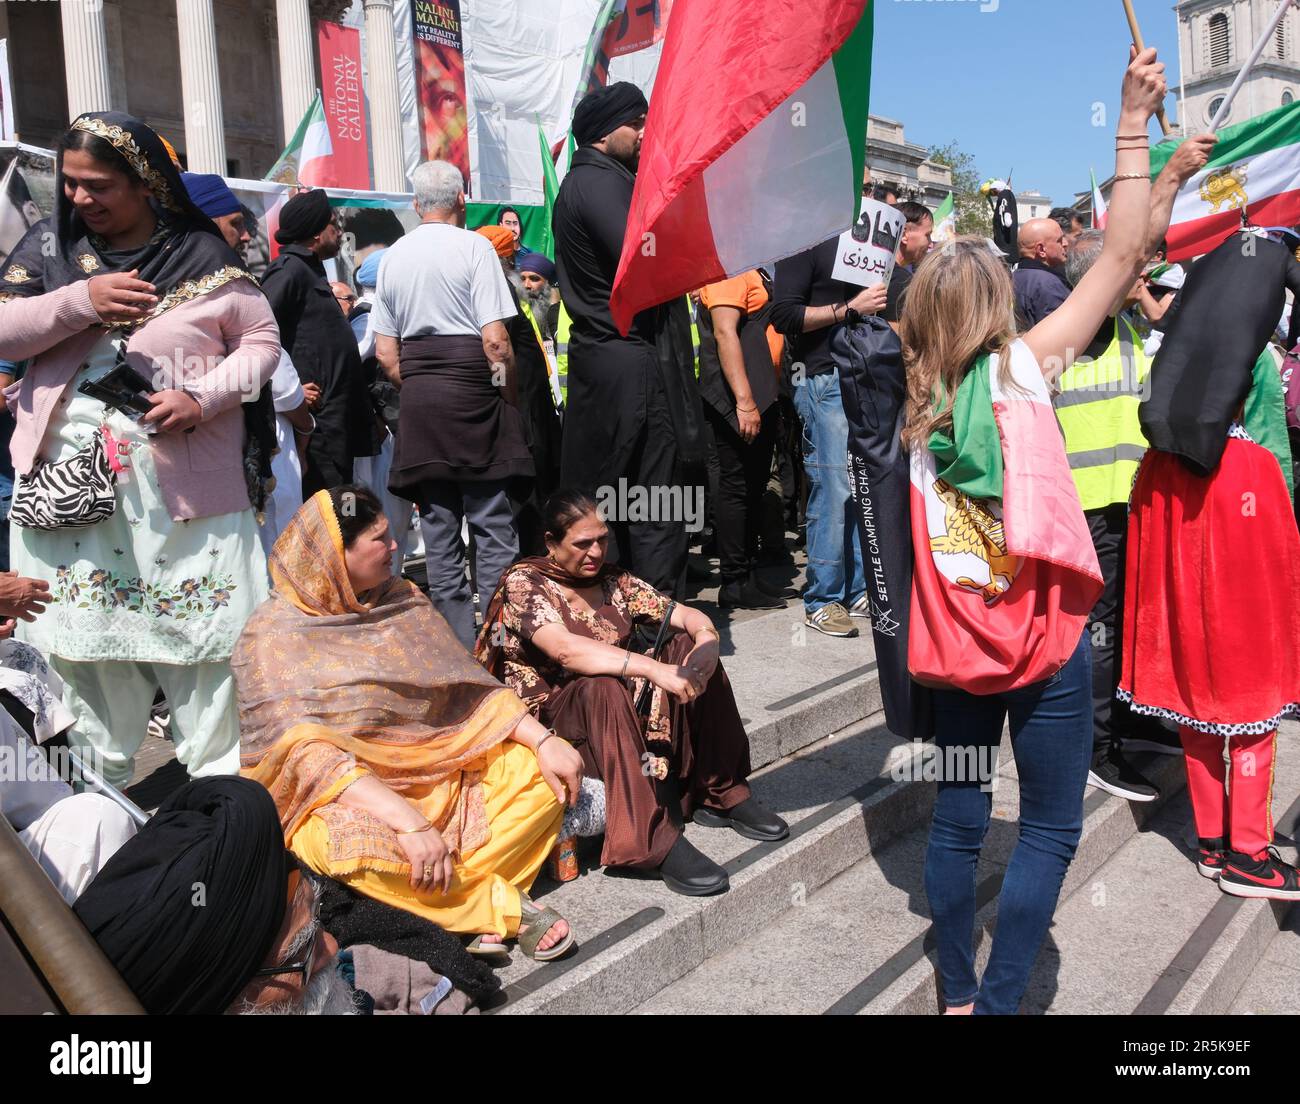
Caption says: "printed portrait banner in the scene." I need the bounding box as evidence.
[413,0,470,185]
[315,22,371,189]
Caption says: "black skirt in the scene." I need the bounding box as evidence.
[389,334,535,493]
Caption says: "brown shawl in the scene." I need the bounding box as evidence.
[235,491,526,874]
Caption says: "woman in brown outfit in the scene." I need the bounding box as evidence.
[475,490,787,895]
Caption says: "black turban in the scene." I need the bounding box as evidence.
[74,777,289,1015]
[274,187,333,245]
[572,81,649,146]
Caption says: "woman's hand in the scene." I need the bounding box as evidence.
[848,282,888,316]
[0,618,16,640]
[1120,46,1167,125]
[0,571,50,621]
[302,381,323,410]
[143,389,202,433]
[652,661,707,704]
[396,824,453,893]
[685,633,719,684]
[537,735,584,807]
[88,270,158,324]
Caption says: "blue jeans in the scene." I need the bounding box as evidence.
[791,370,865,613]
[923,632,1092,1014]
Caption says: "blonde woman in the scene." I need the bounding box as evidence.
[897,48,1167,1015]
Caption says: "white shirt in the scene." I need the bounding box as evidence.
[370,222,517,340]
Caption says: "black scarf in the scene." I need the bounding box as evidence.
[0,111,247,306]
[73,777,289,1015]
[0,112,278,514]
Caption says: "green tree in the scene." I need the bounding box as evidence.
[928,140,992,237]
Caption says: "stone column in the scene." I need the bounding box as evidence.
[363,0,405,191]
[276,0,316,146]
[176,0,227,173]
[61,0,114,117]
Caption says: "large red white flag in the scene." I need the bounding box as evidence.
[1153,98,1300,261]
[608,0,874,334]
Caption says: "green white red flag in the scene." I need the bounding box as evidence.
[1153,98,1300,261]
[609,0,874,333]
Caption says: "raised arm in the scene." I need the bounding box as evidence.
[1144,133,1216,259]
[1024,47,1167,375]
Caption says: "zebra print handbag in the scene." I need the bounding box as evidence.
[10,428,118,531]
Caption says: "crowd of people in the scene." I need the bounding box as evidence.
[1,40,1299,1018]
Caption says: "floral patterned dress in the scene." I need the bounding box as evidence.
[10,335,268,664]
[492,564,673,737]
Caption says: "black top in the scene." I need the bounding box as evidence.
[1143,234,1300,475]
[553,146,658,347]
[262,245,376,481]
[882,264,913,324]
[771,236,863,378]
[1011,258,1071,329]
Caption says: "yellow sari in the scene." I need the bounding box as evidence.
[234,491,562,936]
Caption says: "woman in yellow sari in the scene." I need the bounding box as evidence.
[234,486,583,961]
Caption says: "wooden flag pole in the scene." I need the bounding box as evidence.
[1122,0,1173,136]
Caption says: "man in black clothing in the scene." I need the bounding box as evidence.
[553,81,703,594]
[882,200,934,330]
[1011,217,1071,328]
[262,189,376,496]
[771,237,887,638]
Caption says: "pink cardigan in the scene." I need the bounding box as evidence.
[0,279,280,521]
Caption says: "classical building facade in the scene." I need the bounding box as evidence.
[4,0,406,189]
[865,114,953,208]
[1177,0,1300,130]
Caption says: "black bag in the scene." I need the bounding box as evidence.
[830,317,932,741]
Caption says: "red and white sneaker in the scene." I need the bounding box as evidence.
[1218,847,1300,901]
[1197,837,1227,880]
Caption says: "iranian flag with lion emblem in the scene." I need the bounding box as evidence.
[1154,98,1300,262]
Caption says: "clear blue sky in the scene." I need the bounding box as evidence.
[869,0,1185,207]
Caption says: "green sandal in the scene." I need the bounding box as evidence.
[515,892,575,962]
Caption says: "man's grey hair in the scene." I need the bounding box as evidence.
[411,160,465,216]
[1064,229,1106,288]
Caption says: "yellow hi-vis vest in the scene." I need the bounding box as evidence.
[555,301,571,402]
[1055,315,1151,512]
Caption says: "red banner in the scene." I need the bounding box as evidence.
[315,22,370,189]
[605,0,673,59]
[412,0,469,185]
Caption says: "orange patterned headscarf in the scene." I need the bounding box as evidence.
[235,492,528,872]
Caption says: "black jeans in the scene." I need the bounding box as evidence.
[1086,503,1160,759]
[705,403,778,585]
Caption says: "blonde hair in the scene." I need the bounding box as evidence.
[899,236,1019,448]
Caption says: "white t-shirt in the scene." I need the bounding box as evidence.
[370,222,517,340]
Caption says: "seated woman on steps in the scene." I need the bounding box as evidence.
[235,486,584,962]
[475,489,788,897]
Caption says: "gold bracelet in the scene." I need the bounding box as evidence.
[395,820,432,835]
[620,649,633,679]
[1115,133,1149,140]
[1112,172,1150,182]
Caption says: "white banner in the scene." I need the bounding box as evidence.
[0,42,13,143]
[832,198,903,289]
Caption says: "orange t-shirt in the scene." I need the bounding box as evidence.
[699,271,784,368]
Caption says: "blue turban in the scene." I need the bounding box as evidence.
[355,248,387,290]
[516,251,556,282]
[180,172,240,218]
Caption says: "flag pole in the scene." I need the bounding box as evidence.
[1121,0,1173,136]
[1208,0,1298,132]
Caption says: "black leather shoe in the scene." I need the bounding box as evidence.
[717,579,784,610]
[694,797,789,842]
[658,835,730,896]
[751,573,797,600]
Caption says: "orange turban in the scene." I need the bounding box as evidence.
[476,224,516,259]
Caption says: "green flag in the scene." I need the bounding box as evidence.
[537,125,560,261]
[932,191,956,244]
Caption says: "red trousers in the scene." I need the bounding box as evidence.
[1180,726,1276,857]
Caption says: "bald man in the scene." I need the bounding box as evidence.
[1012,217,1072,328]
[329,280,357,316]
